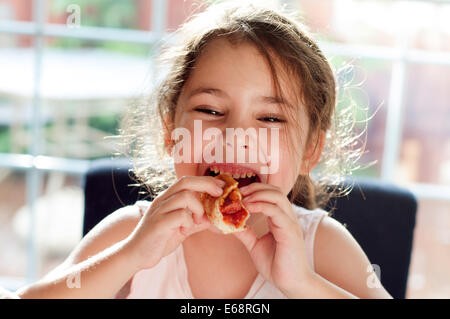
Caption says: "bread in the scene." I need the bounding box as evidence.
[201,173,250,234]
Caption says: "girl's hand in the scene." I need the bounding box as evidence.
[232,183,314,296]
[127,176,225,270]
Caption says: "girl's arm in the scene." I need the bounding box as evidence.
[17,205,142,299]
[17,176,222,299]
[310,216,392,299]
[17,237,140,299]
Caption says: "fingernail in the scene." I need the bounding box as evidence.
[215,179,225,186]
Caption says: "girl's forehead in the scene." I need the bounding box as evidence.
[183,38,299,105]
[188,39,273,90]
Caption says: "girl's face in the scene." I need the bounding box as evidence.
[171,38,319,228]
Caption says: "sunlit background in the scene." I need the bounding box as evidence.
[0,0,449,298]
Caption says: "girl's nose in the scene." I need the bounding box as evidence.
[220,110,257,155]
[226,141,248,149]
[223,111,254,131]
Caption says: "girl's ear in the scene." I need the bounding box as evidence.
[300,130,326,175]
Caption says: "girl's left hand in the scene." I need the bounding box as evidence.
[233,183,314,296]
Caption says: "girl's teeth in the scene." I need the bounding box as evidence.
[210,167,256,179]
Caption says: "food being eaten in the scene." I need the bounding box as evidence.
[201,173,250,234]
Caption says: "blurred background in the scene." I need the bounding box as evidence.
[0,0,448,298]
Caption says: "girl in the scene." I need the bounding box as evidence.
[17,1,391,298]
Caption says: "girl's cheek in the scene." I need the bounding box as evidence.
[174,162,198,178]
[267,142,301,195]
[170,123,197,178]
[171,124,208,178]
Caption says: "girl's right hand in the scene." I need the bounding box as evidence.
[126,176,225,270]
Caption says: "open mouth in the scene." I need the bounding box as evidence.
[205,166,261,188]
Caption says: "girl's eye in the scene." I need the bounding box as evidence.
[194,107,224,116]
[258,116,286,123]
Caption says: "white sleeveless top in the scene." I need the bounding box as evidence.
[126,201,328,299]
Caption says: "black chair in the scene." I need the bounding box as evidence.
[83,158,417,299]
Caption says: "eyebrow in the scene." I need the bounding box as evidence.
[188,86,294,109]
[187,87,228,99]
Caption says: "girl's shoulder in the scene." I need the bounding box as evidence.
[290,203,329,234]
[291,203,329,217]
